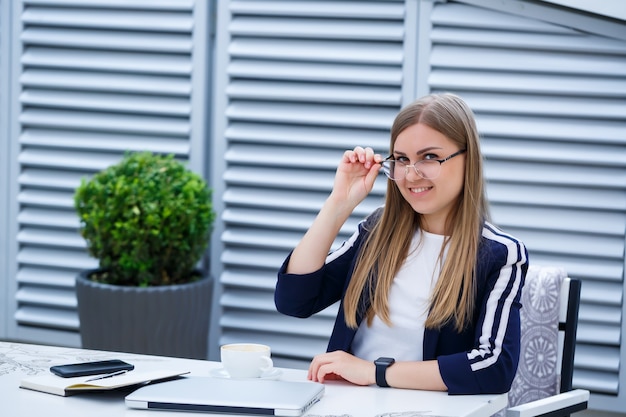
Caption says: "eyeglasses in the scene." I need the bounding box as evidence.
[380,149,466,180]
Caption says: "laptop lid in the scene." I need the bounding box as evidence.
[125,376,324,417]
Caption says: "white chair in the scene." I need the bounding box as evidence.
[505,266,589,417]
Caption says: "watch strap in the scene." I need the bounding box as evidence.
[374,357,395,388]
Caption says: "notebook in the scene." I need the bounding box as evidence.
[20,369,189,397]
[125,376,325,416]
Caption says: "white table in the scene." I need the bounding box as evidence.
[0,341,507,417]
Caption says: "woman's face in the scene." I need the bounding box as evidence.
[392,123,465,235]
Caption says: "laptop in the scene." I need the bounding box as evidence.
[125,376,325,416]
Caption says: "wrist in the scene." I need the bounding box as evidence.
[323,194,356,219]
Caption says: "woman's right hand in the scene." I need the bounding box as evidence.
[285,146,382,275]
[330,146,382,208]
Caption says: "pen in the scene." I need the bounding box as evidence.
[85,370,129,382]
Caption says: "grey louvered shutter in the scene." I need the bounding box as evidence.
[10,0,211,345]
[0,0,9,339]
[425,0,626,412]
[211,0,408,367]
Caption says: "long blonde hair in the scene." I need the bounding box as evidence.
[343,93,490,332]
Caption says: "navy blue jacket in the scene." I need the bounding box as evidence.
[275,210,528,395]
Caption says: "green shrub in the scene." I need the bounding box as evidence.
[74,152,216,286]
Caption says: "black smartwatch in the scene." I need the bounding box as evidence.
[374,357,395,387]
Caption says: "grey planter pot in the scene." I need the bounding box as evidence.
[75,270,213,360]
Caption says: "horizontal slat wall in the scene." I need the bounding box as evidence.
[216,0,405,367]
[11,0,208,345]
[428,1,625,412]
[0,0,9,338]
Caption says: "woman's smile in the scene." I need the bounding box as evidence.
[408,186,432,194]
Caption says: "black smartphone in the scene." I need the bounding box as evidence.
[50,359,134,378]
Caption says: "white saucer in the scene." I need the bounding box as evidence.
[209,367,282,380]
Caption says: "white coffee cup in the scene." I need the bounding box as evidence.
[220,343,273,378]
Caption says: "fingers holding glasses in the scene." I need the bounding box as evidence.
[333,147,383,206]
[343,146,382,169]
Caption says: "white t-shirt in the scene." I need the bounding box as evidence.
[351,229,447,361]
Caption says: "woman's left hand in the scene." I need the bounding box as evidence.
[308,350,375,385]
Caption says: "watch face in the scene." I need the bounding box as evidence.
[375,357,394,366]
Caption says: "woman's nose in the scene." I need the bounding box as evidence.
[404,164,422,181]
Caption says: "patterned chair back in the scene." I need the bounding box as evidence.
[508,265,567,407]
[494,265,582,416]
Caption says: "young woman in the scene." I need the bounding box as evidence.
[275,93,528,395]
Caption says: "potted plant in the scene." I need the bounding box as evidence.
[74,152,216,359]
